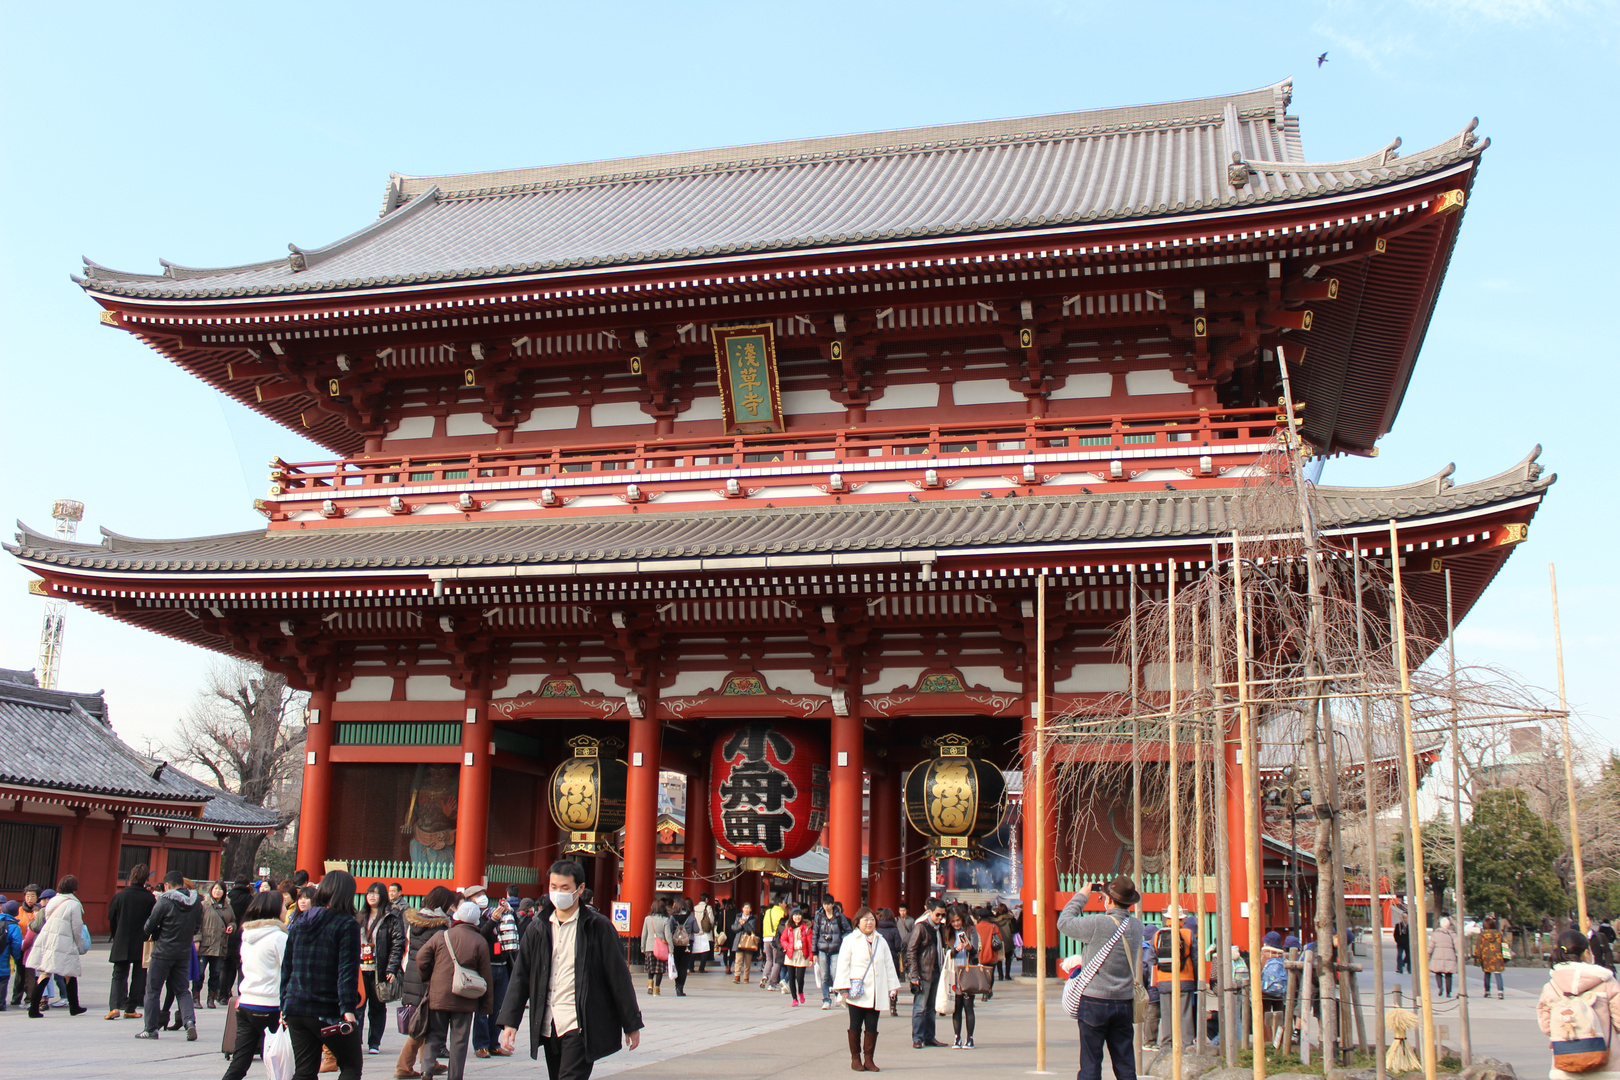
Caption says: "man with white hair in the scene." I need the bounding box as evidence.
[417,900,494,1080]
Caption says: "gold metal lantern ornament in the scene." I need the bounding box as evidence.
[904,734,1006,859]
[548,735,627,854]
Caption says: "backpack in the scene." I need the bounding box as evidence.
[1155,926,1190,974]
[699,906,714,934]
[673,921,691,948]
[1551,982,1612,1073]
[1260,955,1289,998]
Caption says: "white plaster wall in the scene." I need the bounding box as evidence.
[781,389,843,415]
[405,675,465,701]
[446,412,497,436]
[336,676,395,702]
[1125,369,1184,396]
[574,673,622,697]
[591,401,649,427]
[382,416,435,442]
[873,667,927,693]
[515,406,580,433]
[952,379,1027,405]
[1053,663,1129,692]
[956,666,1020,692]
[756,669,827,696]
[867,384,939,411]
[664,668,724,697]
[1047,373,1115,400]
[682,395,724,422]
[1142,662,1198,691]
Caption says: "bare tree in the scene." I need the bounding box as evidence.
[165,660,307,878]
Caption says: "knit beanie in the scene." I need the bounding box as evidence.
[452,901,481,925]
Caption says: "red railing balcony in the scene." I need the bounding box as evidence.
[259,407,1280,525]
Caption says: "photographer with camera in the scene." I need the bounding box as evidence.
[1057,877,1144,1080]
[278,869,363,1080]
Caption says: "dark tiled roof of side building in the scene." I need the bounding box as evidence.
[77,81,1485,299]
[8,450,1551,578]
[0,675,279,831]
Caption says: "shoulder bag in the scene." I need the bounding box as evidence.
[849,936,877,999]
[957,964,994,995]
[1063,914,1147,1022]
[446,932,487,999]
[737,932,761,952]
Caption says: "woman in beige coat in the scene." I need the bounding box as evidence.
[1428,915,1460,998]
[25,875,88,1017]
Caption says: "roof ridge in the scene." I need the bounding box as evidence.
[393,82,1294,204]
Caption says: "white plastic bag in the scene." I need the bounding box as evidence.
[263,1023,294,1080]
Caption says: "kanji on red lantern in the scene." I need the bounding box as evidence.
[708,721,828,863]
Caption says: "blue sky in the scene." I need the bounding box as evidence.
[1,0,1615,752]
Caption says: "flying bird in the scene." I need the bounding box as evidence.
[1317,52,1329,67]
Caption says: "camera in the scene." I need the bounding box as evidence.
[319,1020,356,1038]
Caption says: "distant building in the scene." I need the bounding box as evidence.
[0,667,279,932]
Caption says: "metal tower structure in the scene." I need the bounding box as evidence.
[36,499,84,689]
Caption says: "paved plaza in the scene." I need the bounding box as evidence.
[1,941,1550,1078]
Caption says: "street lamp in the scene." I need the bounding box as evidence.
[1266,765,1312,938]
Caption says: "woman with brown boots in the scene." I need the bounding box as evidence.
[832,907,901,1072]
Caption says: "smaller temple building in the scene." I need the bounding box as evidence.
[0,668,280,932]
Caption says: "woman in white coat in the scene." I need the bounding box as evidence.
[832,907,902,1072]
[25,874,88,1017]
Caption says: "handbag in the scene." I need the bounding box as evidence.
[652,935,670,962]
[378,972,402,1003]
[446,934,487,999]
[849,937,877,999]
[737,932,761,951]
[396,1003,418,1036]
[957,964,994,995]
[78,924,92,955]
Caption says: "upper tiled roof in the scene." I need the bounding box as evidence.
[8,450,1550,578]
[78,81,1485,300]
[142,765,284,831]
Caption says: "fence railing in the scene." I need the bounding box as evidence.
[262,407,1280,517]
[333,722,460,746]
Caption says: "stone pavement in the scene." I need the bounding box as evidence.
[0,941,1550,1078]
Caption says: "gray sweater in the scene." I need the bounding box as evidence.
[1056,896,1144,1001]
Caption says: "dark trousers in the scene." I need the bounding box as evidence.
[784,964,806,999]
[143,954,194,1032]
[1078,996,1136,1080]
[424,1009,473,1080]
[202,954,227,999]
[1435,971,1453,997]
[673,946,691,993]
[542,1028,594,1080]
[287,1013,363,1080]
[9,965,33,1005]
[472,962,511,1049]
[1395,941,1410,973]
[361,970,387,1049]
[222,1006,279,1080]
[911,975,939,1043]
[109,960,146,1012]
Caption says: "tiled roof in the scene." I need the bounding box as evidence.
[78,81,1484,300]
[141,765,283,831]
[0,680,195,802]
[8,451,1549,578]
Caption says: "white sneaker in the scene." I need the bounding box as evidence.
[820,1001,830,1010]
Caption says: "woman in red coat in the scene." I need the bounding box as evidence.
[779,909,815,1007]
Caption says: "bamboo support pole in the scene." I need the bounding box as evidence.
[1169,559,1184,1080]
[1211,541,1237,1068]
[1235,531,1265,1080]
[1389,520,1439,1080]
[1550,564,1588,933]
[1131,566,1145,1069]
[1446,571,1472,1066]
[1036,571,1049,1073]
[1354,548,1387,1080]
[1194,602,1209,1056]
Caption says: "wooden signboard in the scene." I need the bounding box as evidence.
[712,323,784,433]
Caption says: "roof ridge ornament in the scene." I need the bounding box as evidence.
[1228,150,1252,188]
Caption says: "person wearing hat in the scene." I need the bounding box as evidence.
[1057,876,1144,1080]
[1152,909,1199,1051]
[417,900,494,1080]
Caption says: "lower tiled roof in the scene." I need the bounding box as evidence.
[7,452,1551,578]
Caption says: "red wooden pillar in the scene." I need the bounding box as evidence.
[295,687,336,875]
[62,807,88,878]
[828,706,864,909]
[453,688,493,888]
[1223,710,1253,944]
[105,813,125,890]
[531,783,559,880]
[622,709,663,936]
[683,766,714,900]
[869,764,901,912]
[1020,703,1058,955]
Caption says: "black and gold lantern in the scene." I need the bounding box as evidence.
[548,735,627,854]
[904,734,1006,859]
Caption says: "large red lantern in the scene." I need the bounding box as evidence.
[709,721,828,873]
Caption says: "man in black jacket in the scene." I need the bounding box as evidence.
[811,894,851,1010]
[904,897,949,1049]
[106,864,156,1019]
[137,870,202,1040]
[498,861,642,1080]
[223,874,253,1000]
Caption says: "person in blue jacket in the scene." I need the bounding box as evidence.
[0,901,24,1010]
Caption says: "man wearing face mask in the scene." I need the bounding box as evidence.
[498,861,643,1080]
